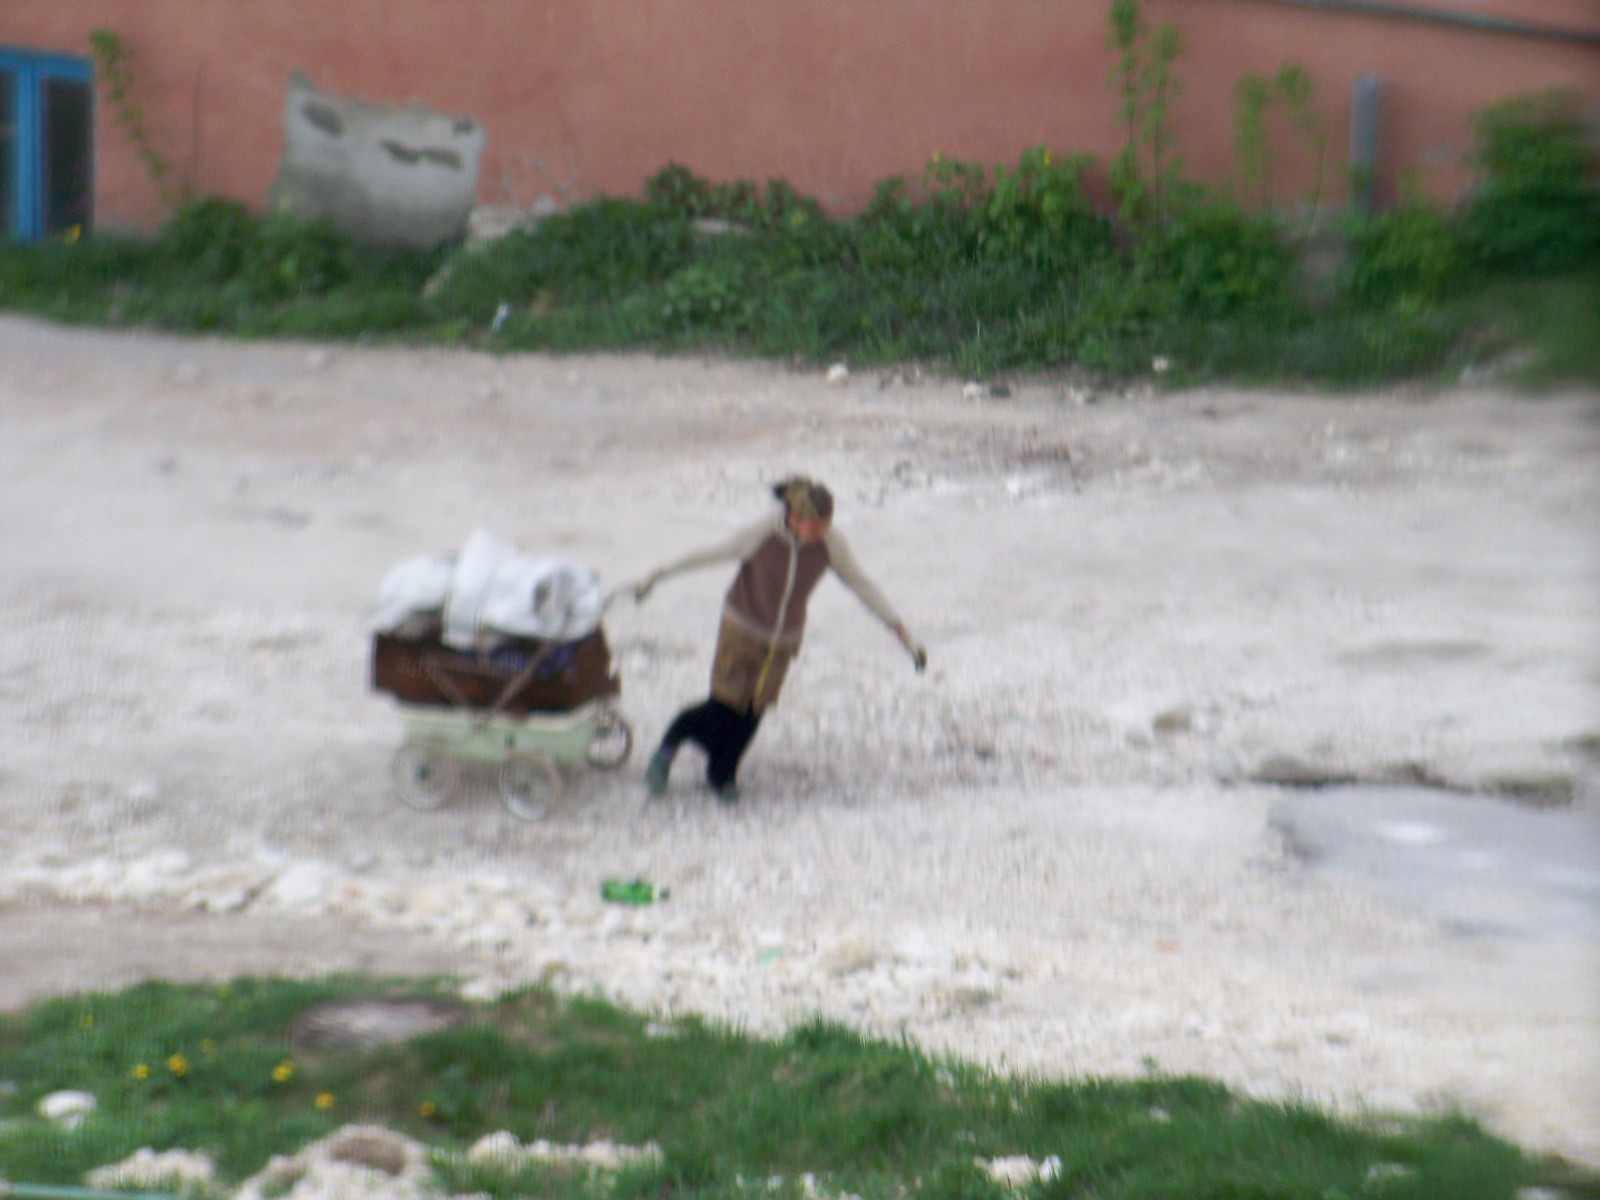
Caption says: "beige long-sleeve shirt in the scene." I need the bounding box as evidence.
[649,511,907,649]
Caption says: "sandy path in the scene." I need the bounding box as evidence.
[0,316,1595,1162]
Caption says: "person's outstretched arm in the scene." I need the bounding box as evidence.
[632,515,774,601]
[825,527,927,672]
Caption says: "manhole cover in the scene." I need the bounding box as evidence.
[289,997,469,1049]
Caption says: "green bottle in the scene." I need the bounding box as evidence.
[600,877,663,905]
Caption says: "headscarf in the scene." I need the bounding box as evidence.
[772,476,834,521]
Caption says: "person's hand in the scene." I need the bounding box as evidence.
[895,623,927,673]
[909,641,928,673]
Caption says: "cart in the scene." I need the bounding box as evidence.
[371,619,634,821]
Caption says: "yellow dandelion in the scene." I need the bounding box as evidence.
[167,1053,189,1077]
[418,1101,437,1118]
[64,224,82,244]
[133,1063,151,1080]
[1042,150,1053,166]
[272,1060,295,1083]
[315,1092,335,1110]
[931,150,944,164]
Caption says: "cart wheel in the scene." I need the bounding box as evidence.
[586,707,634,770]
[391,740,460,812]
[500,752,564,821]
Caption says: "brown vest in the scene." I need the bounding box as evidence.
[724,531,830,642]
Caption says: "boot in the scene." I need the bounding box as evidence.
[644,745,674,797]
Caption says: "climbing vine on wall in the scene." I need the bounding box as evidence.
[88,29,180,206]
[1232,64,1330,223]
[1106,0,1188,231]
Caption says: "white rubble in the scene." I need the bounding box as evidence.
[88,1148,218,1193]
[36,1089,96,1129]
[234,1126,433,1200]
[977,1155,1063,1188]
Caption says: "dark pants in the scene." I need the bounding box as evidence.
[660,698,764,789]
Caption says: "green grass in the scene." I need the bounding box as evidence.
[1,976,1594,1199]
[1481,276,1600,390]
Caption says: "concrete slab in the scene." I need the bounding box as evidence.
[1271,785,1600,945]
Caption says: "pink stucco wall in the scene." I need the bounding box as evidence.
[2,0,1595,232]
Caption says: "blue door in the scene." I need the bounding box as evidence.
[0,46,93,242]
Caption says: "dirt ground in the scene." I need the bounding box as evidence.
[1,315,1596,1163]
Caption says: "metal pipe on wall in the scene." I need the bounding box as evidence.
[1238,0,1600,46]
[1350,74,1383,214]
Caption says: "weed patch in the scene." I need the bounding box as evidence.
[0,977,1589,1199]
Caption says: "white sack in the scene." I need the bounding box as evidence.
[373,553,455,632]
[441,529,602,646]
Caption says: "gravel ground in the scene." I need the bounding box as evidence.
[1,315,1596,1163]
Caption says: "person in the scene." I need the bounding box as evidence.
[631,476,926,803]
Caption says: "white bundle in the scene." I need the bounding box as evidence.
[373,553,455,632]
[375,529,603,645]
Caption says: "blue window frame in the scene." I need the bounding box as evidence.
[0,46,94,242]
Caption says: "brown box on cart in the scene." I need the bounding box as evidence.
[371,625,620,714]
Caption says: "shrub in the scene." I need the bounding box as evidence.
[1343,203,1467,307]
[979,146,1115,271]
[645,164,827,232]
[856,173,984,276]
[644,162,717,218]
[853,149,1114,282]
[158,197,260,282]
[740,267,860,358]
[428,198,695,322]
[1140,201,1297,320]
[1472,90,1594,185]
[3,85,1596,389]
[236,212,354,302]
[1462,90,1600,275]
[1231,64,1330,220]
[658,259,752,333]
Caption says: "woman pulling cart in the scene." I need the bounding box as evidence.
[630,476,927,803]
